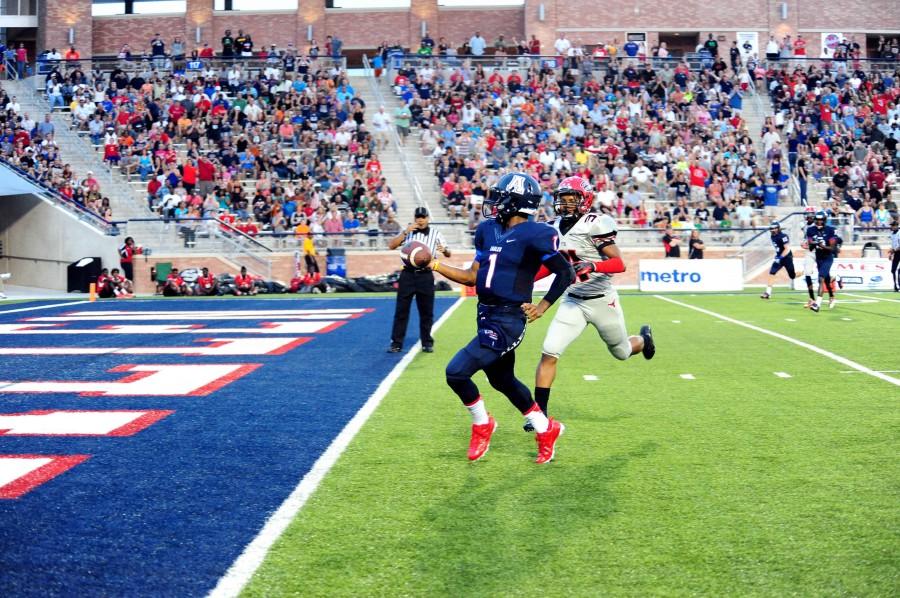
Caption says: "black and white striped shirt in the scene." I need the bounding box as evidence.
[891,229,900,252]
[404,226,447,256]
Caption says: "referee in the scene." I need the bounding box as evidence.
[387,207,450,353]
[890,220,899,292]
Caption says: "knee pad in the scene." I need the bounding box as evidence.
[608,339,631,361]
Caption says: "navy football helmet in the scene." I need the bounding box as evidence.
[484,172,542,221]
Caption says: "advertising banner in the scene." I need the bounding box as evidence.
[638,259,744,292]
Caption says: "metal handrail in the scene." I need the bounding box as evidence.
[362,53,431,216]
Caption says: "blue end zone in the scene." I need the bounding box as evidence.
[0,296,455,596]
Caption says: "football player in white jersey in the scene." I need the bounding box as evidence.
[529,176,655,425]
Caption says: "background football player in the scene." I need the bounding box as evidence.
[531,176,655,425]
[799,206,818,308]
[760,221,796,300]
[806,210,839,312]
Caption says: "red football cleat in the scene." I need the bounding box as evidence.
[535,418,565,464]
[468,416,497,461]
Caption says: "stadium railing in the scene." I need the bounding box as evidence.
[124,216,273,279]
[361,53,431,218]
[0,161,121,236]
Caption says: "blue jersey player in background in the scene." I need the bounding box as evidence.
[760,221,796,299]
[806,210,838,312]
[430,172,575,464]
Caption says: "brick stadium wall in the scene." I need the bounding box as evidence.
[56,0,900,58]
[92,16,188,56]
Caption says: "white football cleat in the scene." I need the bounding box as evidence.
[828,297,836,309]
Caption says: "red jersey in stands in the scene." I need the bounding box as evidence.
[689,165,708,188]
[182,162,197,186]
[234,274,253,288]
[96,273,110,293]
[198,157,216,181]
[365,159,381,175]
[236,221,259,236]
[219,212,236,231]
[793,38,807,56]
[166,273,184,286]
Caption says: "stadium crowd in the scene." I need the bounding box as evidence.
[383,33,899,232]
[33,30,414,244]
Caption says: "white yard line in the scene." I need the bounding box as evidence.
[842,293,900,304]
[583,375,598,381]
[655,295,900,388]
[0,300,88,315]
[774,372,792,378]
[207,296,466,598]
[680,374,695,380]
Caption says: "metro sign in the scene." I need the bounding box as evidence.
[0,363,261,396]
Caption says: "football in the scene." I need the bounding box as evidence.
[400,240,432,269]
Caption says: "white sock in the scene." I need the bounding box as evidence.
[465,398,489,425]
[815,296,822,306]
[766,286,772,295]
[525,405,549,434]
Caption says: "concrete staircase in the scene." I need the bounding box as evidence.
[351,75,443,221]
[5,79,153,223]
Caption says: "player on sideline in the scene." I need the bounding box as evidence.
[531,176,654,424]
[760,221,797,299]
[807,210,839,312]
[799,206,818,307]
[430,172,575,464]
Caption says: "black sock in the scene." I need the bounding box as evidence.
[805,277,815,300]
[534,387,551,416]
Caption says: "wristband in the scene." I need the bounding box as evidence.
[431,260,440,272]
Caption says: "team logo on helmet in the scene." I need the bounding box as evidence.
[553,176,594,218]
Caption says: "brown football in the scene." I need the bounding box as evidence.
[400,240,432,269]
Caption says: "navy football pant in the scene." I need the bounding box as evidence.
[445,338,534,414]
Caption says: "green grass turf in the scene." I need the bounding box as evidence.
[244,292,896,596]
[243,292,899,596]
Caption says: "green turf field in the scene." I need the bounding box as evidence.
[244,291,899,597]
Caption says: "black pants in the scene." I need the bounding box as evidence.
[892,252,900,290]
[390,268,435,347]
[120,262,133,282]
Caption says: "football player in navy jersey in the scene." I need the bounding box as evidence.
[430,172,575,463]
[761,221,796,299]
[806,210,839,312]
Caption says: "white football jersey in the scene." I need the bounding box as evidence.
[551,213,618,295]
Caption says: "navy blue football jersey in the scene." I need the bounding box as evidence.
[806,225,837,260]
[474,219,560,306]
[771,232,790,255]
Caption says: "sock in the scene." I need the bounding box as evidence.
[464,397,489,425]
[524,404,549,434]
[766,285,772,295]
[534,387,551,415]
[815,295,822,306]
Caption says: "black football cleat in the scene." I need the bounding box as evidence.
[422,345,434,353]
[387,343,402,353]
[810,303,820,313]
[760,292,770,299]
[640,325,655,360]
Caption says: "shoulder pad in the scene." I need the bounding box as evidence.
[589,213,618,237]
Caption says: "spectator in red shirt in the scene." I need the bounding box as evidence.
[233,266,257,296]
[164,268,191,296]
[118,236,143,282]
[194,267,218,296]
[688,161,709,202]
[182,159,197,193]
[197,155,216,198]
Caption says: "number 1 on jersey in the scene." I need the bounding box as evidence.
[485,253,498,288]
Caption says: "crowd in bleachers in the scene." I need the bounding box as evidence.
[763,59,900,227]
[387,36,782,231]
[385,33,900,234]
[34,31,416,245]
[0,83,113,220]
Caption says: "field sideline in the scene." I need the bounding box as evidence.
[241,291,899,597]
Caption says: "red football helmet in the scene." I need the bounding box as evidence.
[553,176,594,218]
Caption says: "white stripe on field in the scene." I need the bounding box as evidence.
[655,295,900,388]
[0,300,88,315]
[583,375,598,381]
[207,296,466,598]
[842,293,900,304]
[680,374,695,380]
[774,372,792,378]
